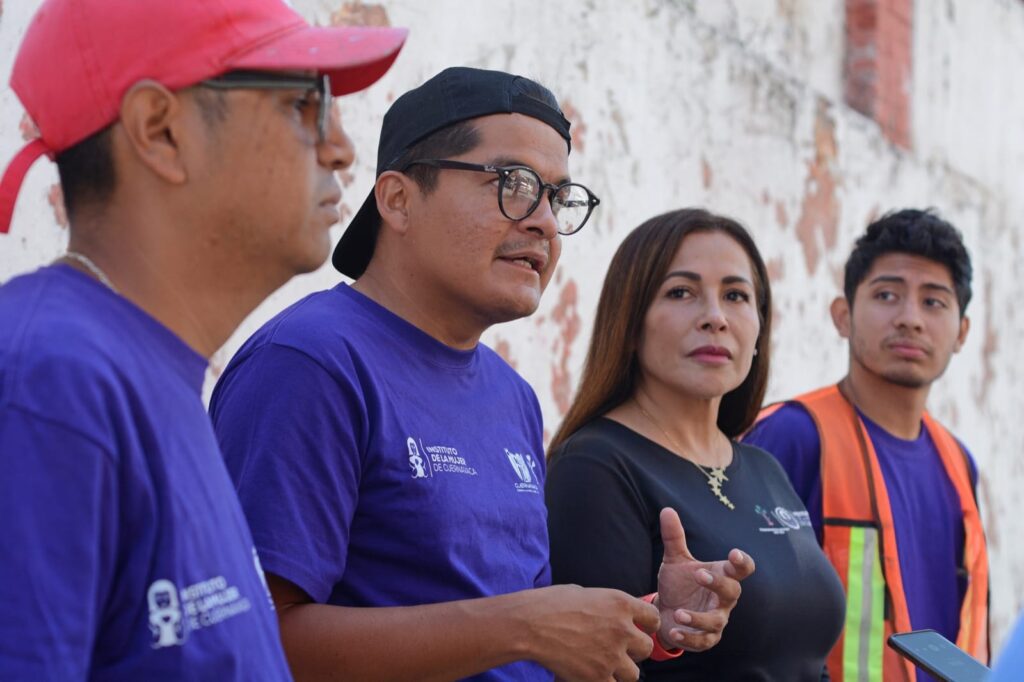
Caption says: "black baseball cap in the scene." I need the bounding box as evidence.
[332,66,572,278]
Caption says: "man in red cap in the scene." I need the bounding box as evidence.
[0,0,405,679]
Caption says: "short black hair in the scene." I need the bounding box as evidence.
[55,126,116,220]
[54,87,228,221]
[844,208,973,315]
[193,87,229,127]
[390,120,481,193]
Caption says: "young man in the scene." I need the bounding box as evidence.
[211,67,755,682]
[0,0,405,678]
[745,209,988,682]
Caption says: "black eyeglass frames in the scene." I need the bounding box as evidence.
[401,159,600,236]
[200,71,332,142]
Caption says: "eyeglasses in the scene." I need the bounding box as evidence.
[200,71,332,142]
[401,159,600,236]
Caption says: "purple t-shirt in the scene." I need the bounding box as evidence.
[744,401,978,682]
[0,265,291,680]
[210,284,551,682]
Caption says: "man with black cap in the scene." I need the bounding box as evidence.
[0,0,405,678]
[211,66,754,681]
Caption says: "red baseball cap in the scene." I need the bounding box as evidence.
[0,0,408,234]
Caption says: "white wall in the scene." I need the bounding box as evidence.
[2,0,1022,650]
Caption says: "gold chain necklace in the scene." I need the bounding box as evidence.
[635,401,736,510]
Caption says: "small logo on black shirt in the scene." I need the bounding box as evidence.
[754,504,812,535]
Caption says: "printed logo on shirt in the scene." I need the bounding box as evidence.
[405,436,479,478]
[506,448,540,494]
[753,504,812,535]
[148,579,187,648]
[408,437,429,478]
[145,574,253,647]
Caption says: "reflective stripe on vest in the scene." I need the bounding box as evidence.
[841,525,886,682]
[757,384,989,682]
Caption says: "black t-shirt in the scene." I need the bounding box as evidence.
[546,418,845,681]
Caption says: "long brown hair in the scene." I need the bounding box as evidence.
[548,208,772,454]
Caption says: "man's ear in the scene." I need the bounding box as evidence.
[954,315,970,353]
[116,80,189,185]
[375,171,416,236]
[830,296,852,339]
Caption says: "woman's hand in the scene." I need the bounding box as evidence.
[653,507,756,652]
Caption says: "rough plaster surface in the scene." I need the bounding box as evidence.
[2,0,1022,650]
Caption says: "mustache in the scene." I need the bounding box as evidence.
[884,334,932,353]
[494,239,551,259]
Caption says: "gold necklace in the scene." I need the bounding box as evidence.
[635,401,736,510]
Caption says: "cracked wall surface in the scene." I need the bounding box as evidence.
[2,0,1023,649]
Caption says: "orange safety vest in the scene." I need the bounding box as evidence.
[759,385,989,682]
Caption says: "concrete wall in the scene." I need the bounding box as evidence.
[2,0,1022,650]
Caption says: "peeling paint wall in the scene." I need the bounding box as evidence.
[3,0,1024,650]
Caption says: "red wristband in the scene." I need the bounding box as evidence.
[642,593,684,660]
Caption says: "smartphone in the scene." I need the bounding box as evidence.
[887,629,991,682]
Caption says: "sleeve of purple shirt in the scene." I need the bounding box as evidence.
[742,403,825,539]
[0,407,118,679]
[211,342,367,604]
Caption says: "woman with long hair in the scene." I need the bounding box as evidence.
[546,208,844,680]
